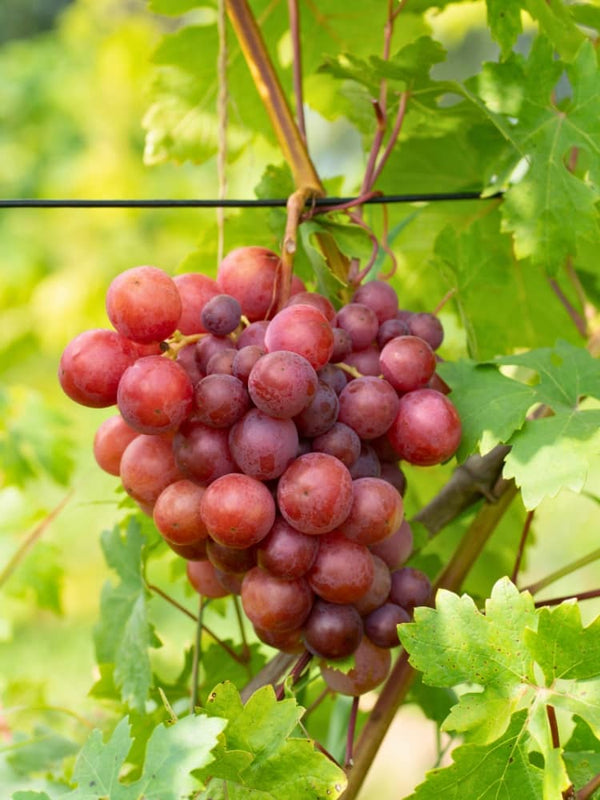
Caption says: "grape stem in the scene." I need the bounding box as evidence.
[522,545,600,596]
[191,594,204,711]
[510,510,535,584]
[0,491,72,591]
[577,771,600,800]
[145,582,248,665]
[287,0,306,143]
[344,696,360,768]
[534,587,600,608]
[161,331,206,357]
[232,595,252,665]
[275,650,313,700]
[273,186,317,314]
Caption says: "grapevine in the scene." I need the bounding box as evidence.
[4,1,600,800]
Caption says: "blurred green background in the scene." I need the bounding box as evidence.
[1,2,599,797]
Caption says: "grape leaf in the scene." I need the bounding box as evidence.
[7,727,79,776]
[63,714,226,800]
[12,794,54,800]
[147,0,206,14]
[93,518,160,712]
[399,578,600,796]
[476,39,600,273]
[195,682,347,799]
[439,340,600,507]
[486,0,523,58]
[503,409,600,508]
[437,359,536,460]
[408,710,546,799]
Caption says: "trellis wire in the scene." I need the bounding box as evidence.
[0,191,502,209]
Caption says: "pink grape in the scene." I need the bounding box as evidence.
[93,415,139,476]
[307,530,374,604]
[387,388,461,466]
[265,304,334,370]
[277,453,353,535]
[339,477,404,546]
[174,273,220,335]
[229,408,298,481]
[106,266,181,344]
[120,434,183,509]
[320,636,391,695]
[338,376,399,440]
[117,355,194,434]
[217,246,281,321]
[58,329,138,408]
[248,350,318,419]
[200,473,276,548]
[379,335,436,393]
[352,279,399,324]
[241,567,313,632]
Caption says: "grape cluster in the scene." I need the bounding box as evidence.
[58,246,461,696]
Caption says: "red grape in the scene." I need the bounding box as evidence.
[387,388,461,465]
[117,355,194,434]
[265,305,334,370]
[307,530,374,604]
[200,473,276,548]
[256,517,319,579]
[217,246,280,321]
[303,600,363,659]
[153,479,209,545]
[379,335,436,393]
[277,453,353,535]
[106,266,181,344]
[187,560,230,599]
[229,408,298,481]
[93,415,139,476]
[320,636,391,695]
[174,273,220,335]
[338,376,399,440]
[248,350,318,419]
[241,567,313,632]
[120,434,183,509]
[58,329,138,408]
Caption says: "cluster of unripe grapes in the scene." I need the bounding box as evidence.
[58,246,461,695]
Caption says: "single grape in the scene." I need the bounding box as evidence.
[106,266,181,344]
[277,453,353,535]
[311,422,361,468]
[408,312,444,350]
[117,355,194,434]
[379,461,407,495]
[376,318,410,349]
[294,381,339,438]
[320,636,391,695]
[120,434,183,509]
[349,444,381,479]
[58,329,138,408]
[339,477,404,545]
[200,473,276,548]
[389,567,432,610]
[236,320,269,349]
[330,327,353,363]
[174,273,220,335]
[176,342,203,384]
[248,350,318,419]
[187,560,230,599]
[173,420,237,484]
[353,555,393,616]
[352,280,398,324]
[217,246,281,321]
[364,602,410,648]
[241,567,313,632]
[387,388,461,466]
[265,304,334,370]
[316,364,348,395]
[369,519,413,570]
[206,539,256,574]
[205,348,237,375]
[284,291,336,322]
[303,600,363,659]
[307,530,374,604]
[201,293,242,336]
[336,303,379,351]
[254,625,305,654]
[256,517,319,579]
[232,345,265,385]
[194,374,250,428]
[153,479,209,545]
[93,415,139,476]
[229,407,298,481]
[343,345,382,377]
[338,376,399,440]
[379,335,436,393]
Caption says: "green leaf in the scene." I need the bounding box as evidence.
[408,711,545,799]
[400,578,600,796]
[486,0,523,58]
[503,408,600,508]
[93,518,159,711]
[6,541,64,615]
[7,727,79,776]
[64,714,225,800]
[196,682,347,799]
[526,0,587,61]
[495,339,600,411]
[526,603,600,682]
[12,794,54,800]
[481,39,600,273]
[438,360,536,461]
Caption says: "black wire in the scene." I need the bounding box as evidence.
[0,190,503,209]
